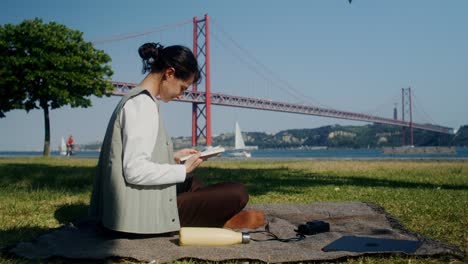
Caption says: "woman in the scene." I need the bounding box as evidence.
[89,42,251,234]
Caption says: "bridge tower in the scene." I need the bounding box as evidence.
[192,14,212,146]
[401,87,413,146]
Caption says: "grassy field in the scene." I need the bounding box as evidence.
[0,157,466,263]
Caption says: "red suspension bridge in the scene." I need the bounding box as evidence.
[108,14,454,146]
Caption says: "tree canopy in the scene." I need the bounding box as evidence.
[0,18,114,155]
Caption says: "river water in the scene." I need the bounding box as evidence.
[1,147,468,160]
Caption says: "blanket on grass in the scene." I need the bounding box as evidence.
[10,202,464,263]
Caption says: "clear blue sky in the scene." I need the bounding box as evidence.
[1,0,467,151]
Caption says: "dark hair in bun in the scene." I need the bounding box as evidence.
[138,42,201,84]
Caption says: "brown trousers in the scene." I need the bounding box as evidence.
[176,175,249,227]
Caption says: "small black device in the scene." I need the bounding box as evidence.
[296,220,330,236]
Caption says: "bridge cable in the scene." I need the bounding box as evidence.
[410,91,438,125]
[92,19,192,45]
[211,19,335,110]
[209,28,309,104]
[359,93,400,120]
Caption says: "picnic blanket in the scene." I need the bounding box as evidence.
[10,202,464,262]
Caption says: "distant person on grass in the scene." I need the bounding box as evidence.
[66,135,74,156]
[89,42,263,235]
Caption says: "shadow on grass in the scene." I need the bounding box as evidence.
[196,167,468,196]
[0,163,95,193]
[54,203,89,224]
[1,162,467,197]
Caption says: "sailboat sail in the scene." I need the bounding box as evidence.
[231,121,252,158]
[60,137,67,156]
[235,122,246,149]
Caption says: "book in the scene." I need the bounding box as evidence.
[179,146,225,162]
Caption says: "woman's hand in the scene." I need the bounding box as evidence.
[184,152,203,174]
[174,148,199,164]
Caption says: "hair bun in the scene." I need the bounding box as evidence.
[138,42,164,60]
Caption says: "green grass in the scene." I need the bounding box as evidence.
[0,157,466,263]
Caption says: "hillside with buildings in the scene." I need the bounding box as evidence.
[80,124,468,150]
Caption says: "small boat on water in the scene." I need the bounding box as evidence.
[230,150,252,158]
[229,122,253,158]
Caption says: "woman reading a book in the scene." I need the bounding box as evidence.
[89,42,261,235]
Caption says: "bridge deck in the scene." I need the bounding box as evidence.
[112,82,453,134]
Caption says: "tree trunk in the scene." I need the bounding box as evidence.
[42,104,51,157]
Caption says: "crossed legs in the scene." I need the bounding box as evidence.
[177,176,249,227]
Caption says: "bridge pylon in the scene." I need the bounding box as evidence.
[401,87,414,146]
[192,14,212,146]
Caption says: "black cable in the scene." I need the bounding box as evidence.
[248,220,330,242]
[248,230,306,243]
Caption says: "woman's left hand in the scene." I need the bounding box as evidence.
[174,148,199,164]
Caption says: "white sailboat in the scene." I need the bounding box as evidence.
[59,137,67,156]
[231,122,252,158]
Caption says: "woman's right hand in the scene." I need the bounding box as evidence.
[184,152,203,174]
